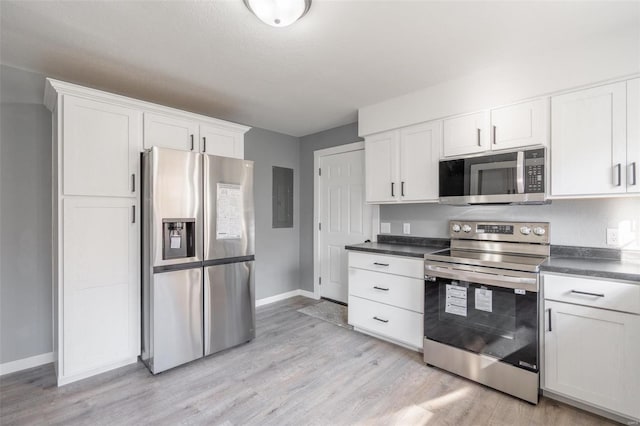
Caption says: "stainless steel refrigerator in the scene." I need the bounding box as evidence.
[141,147,255,374]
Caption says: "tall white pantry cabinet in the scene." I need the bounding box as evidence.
[44,79,250,385]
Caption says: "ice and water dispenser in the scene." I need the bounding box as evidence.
[162,218,196,260]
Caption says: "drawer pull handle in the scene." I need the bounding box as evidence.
[570,290,605,298]
[373,286,389,291]
[373,262,389,267]
[373,316,389,323]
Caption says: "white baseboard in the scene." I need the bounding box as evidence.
[57,356,138,386]
[1,352,54,376]
[256,289,319,307]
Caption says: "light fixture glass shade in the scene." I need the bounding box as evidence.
[244,0,311,27]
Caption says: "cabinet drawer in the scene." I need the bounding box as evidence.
[348,251,423,279]
[348,295,423,348]
[544,274,640,314]
[349,268,424,313]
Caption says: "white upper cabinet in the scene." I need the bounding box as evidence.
[490,98,549,151]
[144,113,248,159]
[63,96,141,197]
[550,82,628,197]
[442,100,549,158]
[200,124,245,159]
[365,121,441,204]
[365,131,398,203]
[627,78,640,194]
[443,111,489,157]
[399,121,441,202]
[143,112,199,152]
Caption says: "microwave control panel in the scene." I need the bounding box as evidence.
[524,149,545,193]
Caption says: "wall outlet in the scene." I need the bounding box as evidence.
[380,222,391,234]
[606,228,619,246]
[403,223,411,234]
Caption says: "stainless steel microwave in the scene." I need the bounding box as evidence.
[439,148,546,205]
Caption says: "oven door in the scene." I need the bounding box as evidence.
[424,265,539,372]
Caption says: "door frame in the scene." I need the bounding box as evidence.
[313,141,380,300]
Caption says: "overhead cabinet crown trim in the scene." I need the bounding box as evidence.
[44,78,251,134]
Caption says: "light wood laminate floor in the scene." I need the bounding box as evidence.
[1,297,616,425]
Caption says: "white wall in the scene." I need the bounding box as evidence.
[359,28,640,136]
[380,198,640,250]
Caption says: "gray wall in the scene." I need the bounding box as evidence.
[1,65,53,363]
[380,198,640,249]
[238,128,301,299]
[298,123,363,292]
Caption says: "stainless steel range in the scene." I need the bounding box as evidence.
[423,220,550,404]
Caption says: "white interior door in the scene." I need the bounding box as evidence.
[319,149,372,303]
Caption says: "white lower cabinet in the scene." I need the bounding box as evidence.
[60,197,139,382]
[347,252,424,350]
[543,274,640,420]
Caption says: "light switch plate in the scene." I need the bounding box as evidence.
[403,223,411,234]
[380,222,391,234]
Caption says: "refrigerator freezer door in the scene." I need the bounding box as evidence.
[152,268,203,373]
[204,261,255,356]
[148,147,203,267]
[203,155,255,261]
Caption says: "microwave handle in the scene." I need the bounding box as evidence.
[516,151,525,194]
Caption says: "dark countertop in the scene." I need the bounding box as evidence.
[345,241,447,258]
[540,256,640,283]
[345,235,640,283]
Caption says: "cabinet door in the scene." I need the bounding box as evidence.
[63,96,140,197]
[491,98,549,150]
[200,124,244,159]
[551,82,627,196]
[143,112,199,151]
[544,300,640,419]
[442,111,489,157]
[399,121,441,202]
[627,78,640,193]
[365,131,398,203]
[62,197,139,378]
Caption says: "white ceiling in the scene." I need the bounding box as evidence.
[1,1,638,137]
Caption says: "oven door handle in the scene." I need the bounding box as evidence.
[425,264,538,292]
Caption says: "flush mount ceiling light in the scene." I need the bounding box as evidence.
[243,0,312,28]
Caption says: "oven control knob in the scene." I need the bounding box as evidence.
[451,224,461,233]
[520,226,531,235]
[462,224,472,233]
[533,226,546,236]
